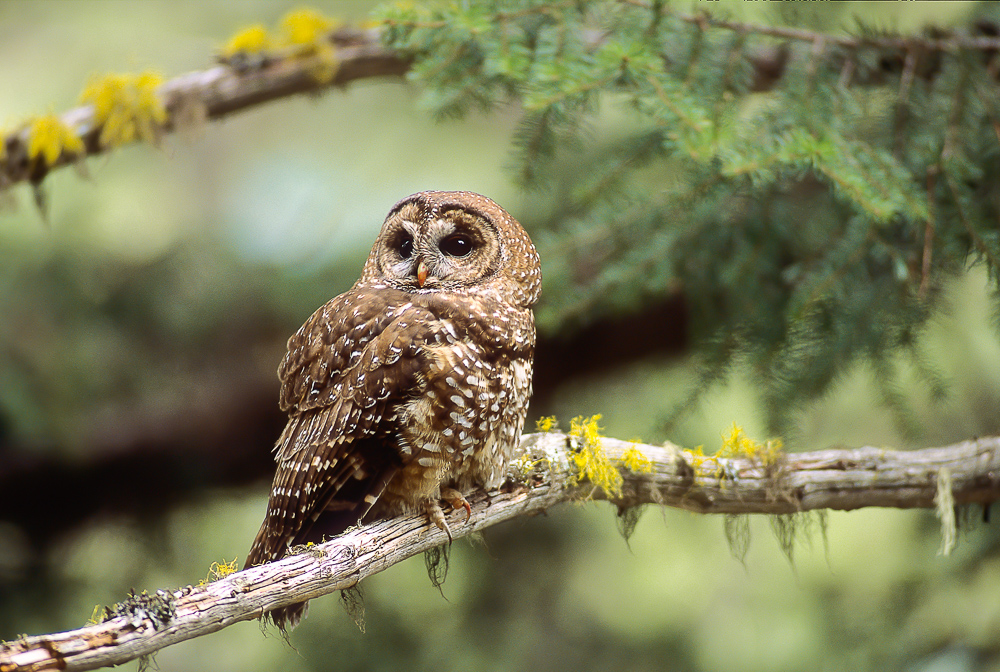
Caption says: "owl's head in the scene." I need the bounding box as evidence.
[360,191,541,307]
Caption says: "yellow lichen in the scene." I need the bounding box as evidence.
[280,8,339,45]
[26,113,85,166]
[278,8,340,82]
[685,423,783,480]
[619,445,653,474]
[718,422,783,465]
[570,414,603,447]
[218,9,341,81]
[535,415,558,432]
[198,558,239,586]
[220,24,275,57]
[683,444,720,475]
[80,71,167,147]
[568,414,623,499]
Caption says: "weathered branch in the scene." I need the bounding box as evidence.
[3,432,998,672]
[0,28,410,190]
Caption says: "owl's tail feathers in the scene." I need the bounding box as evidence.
[243,522,311,632]
[243,517,284,570]
[268,602,308,633]
[241,463,400,633]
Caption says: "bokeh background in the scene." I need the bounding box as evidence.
[1,2,999,671]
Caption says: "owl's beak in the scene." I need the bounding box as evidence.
[416,259,429,287]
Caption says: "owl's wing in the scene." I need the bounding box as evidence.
[245,288,435,568]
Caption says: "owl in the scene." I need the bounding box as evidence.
[244,191,541,630]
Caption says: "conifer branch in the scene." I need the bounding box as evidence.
[667,6,1000,53]
[3,432,997,672]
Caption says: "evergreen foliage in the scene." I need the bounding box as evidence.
[377,1,1000,434]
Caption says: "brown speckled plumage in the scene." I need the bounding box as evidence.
[244,191,540,630]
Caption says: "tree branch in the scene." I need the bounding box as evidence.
[6,11,1000,191]
[3,432,998,672]
[0,28,410,190]
[670,9,1000,52]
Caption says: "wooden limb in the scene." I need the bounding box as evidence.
[0,28,410,190]
[2,432,998,672]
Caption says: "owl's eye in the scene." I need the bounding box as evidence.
[397,235,414,259]
[440,233,473,257]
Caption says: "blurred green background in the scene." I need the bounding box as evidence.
[1,2,999,671]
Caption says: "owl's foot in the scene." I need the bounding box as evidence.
[441,487,472,523]
[425,489,472,543]
[425,500,453,542]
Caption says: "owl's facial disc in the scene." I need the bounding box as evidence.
[374,199,505,293]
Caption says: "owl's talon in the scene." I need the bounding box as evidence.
[425,499,454,542]
[441,487,472,523]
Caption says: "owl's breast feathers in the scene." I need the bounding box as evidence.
[245,285,533,567]
[279,285,533,417]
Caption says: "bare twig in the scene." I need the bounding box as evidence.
[2,432,998,672]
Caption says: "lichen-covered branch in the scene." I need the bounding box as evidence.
[3,432,998,672]
[0,27,409,191]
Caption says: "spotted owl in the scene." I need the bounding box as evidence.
[244,191,541,629]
